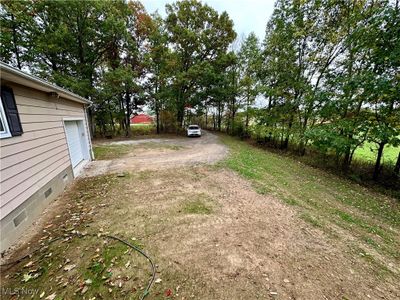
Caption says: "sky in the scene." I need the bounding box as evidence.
[141,0,276,42]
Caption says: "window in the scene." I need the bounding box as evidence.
[0,86,23,139]
[0,98,11,139]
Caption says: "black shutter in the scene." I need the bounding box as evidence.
[1,86,23,136]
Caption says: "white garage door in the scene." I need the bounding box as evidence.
[64,121,84,168]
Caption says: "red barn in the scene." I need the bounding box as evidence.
[130,114,153,124]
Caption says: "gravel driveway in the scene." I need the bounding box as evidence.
[83,131,228,177]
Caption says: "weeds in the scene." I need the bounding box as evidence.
[220,134,400,267]
[182,194,214,214]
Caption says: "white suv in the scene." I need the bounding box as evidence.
[187,125,202,137]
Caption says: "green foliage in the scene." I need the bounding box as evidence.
[164,0,236,125]
[1,0,398,180]
[252,0,400,179]
[354,142,399,164]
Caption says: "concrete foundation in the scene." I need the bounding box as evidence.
[0,165,73,253]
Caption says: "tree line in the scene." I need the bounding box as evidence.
[1,0,399,182]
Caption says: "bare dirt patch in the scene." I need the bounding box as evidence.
[85,131,228,176]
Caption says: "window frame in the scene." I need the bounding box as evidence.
[0,96,12,139]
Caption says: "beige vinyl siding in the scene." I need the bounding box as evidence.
[0,83,85,219]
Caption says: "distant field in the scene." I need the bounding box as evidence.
[130,123,155,135]
[354,142,399,165]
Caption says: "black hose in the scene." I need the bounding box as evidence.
[103,234,156,300]
[0,233,156,300]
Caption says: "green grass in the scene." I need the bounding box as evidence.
[93,144,133,160]
[182,194,214,214]
[220,134,400,270]
[300,212,323,228]
[130,124,155,135]
[354,142,399,164]
[93,142,184,160]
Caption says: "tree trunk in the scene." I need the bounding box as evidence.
[11,14,22,70]
[230,96,236,135]
[213,113,216,130]
[205,106,208,129]
[156,109,160,134]
[282,116,293,150]
[393,151,400,177]
[342,146,352,172]
[155,79,160,134]
[125,90,131,137]
[176,88,185,128]
[217,102,222,131]
[373,142,385,180]
[298,117,308,155]
[245,93,250,133]
[107,99,115,135]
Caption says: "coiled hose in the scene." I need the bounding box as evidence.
[0,232,156,300]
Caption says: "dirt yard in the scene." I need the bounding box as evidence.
[1,132,399,300]
[85,131,228,176]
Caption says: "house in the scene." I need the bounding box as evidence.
[0,62,93,252]
[130,114,153,125]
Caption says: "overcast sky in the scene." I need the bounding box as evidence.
[141,0,276,42]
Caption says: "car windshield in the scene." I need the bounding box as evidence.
[188,125,199,130]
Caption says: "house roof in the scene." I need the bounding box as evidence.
[130,114,153,123]
[0,62,91,105]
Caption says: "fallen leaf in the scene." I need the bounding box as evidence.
[22,273,32,282]
[125,261,131,268]
[39,291,45,298]
[45,293,57,300]
[64,264,76,272]
[164,289,173,297]
[155,278,162,284]
[85,279,93,285]
[24,261,34,268]
[81,286,89,294]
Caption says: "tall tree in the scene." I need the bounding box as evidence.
[0,0,36,69]
[237,33,261,135]
[165,0,236,126]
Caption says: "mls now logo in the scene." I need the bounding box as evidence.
[1,287,39,296]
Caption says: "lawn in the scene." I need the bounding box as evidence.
[220,135,400,267]
[93,142,184,160]
[354,142,399,165]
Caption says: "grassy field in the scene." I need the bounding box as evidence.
[354,142,399,165]
[220,135,400,274]
[93,142,183,160]
[130,124,155,135]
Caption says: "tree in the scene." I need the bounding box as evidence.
[165,0,236,126]
[144,14,170,134]
[0,0,36,69]
[237,33,261,135]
